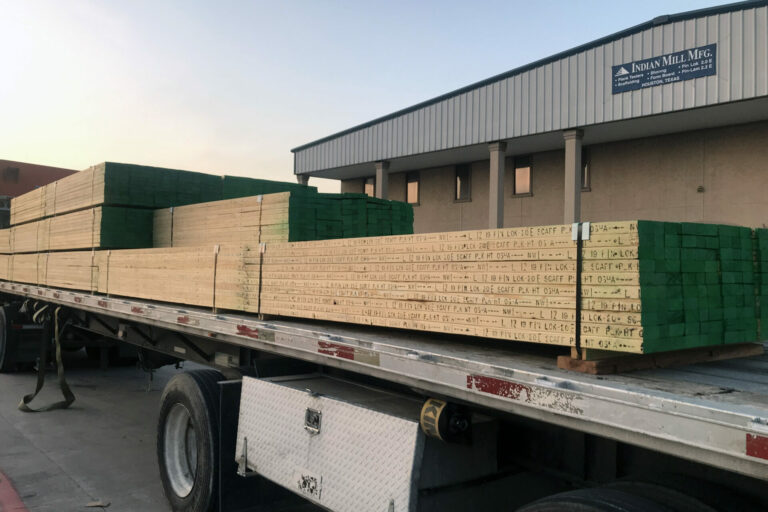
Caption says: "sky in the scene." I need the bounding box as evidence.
[0,0,727,193]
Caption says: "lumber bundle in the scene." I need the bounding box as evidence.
[2,216,765,357]
[0,228,9,253]
[259,225,579,345]
[153,193,288,247]
[3,246,261,310]
[10,162,318,226]
[153,191,414,247]
[9,207,154,253]
[754,229,768,340]
[581,220,759,353]
[0,254,8,280]
[94,246,259,309]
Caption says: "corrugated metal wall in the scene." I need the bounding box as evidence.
[295,6,768,174]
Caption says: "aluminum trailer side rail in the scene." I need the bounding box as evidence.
[2,280,767,481]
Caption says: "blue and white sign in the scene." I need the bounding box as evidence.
[612,44,717,94]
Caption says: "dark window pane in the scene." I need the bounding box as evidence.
[581,148,590,190]
[455,165,470,201]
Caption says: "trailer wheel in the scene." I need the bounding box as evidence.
[158,370,224,512]
[0,307,19,373]
[517,488,672,511]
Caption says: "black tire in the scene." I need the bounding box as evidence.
[157,370,224,512]
[0,307,19,373]
[517,488,673,512]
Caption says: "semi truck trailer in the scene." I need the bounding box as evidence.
[0,278,766,511]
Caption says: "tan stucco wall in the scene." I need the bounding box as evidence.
[338,121,768,232]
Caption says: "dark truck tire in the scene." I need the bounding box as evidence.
[517,488,673,512]
[157,370,224,512]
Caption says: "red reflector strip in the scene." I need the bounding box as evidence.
[318,341,354,360]
[746,433,768,460]
[467,374,533,402]
[236,325,259,339]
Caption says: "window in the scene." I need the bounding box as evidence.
[581,148,591,191]
[364,177,375,197]
[406,172,419,205]
[455,165,471,202]
[513,156,531,196]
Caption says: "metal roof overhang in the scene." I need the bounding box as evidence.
[304,97,768,181]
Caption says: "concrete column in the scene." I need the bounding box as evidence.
[375,161,389,199]
[488,142,507,229]
[296,175,310,186]
[563,129,583,224]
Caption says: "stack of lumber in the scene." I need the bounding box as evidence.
[755,229,768,340]
[94,246,260,310]
[581,220,759,353]
[153,191,414,247]
[9,207,154,253]
[3,215,764,357]
[3,246,261,310]
[10,162,319,226]
[220,175,314,200]
[0,228,9,253]
[0,228,9,281]
[259,225,579,345]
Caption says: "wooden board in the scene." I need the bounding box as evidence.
[557,342,764,374]
[0,229,9,254]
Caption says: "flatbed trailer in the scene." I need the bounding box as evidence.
[1,279,767,511]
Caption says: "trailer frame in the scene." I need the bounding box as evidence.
[1,280,767,483]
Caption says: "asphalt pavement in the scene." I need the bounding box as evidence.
[0,351,175,512]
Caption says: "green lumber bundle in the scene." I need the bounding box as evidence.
[153,190,414,246]
[10,162,319,226]
[9,207,154,253]
[582,220,760,353]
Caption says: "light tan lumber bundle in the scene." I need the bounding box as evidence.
[7,253,46,286]
[10,169,102,225]
[9,162,224,226]
[0,254,9,280]
[259,225,579,346]
[8,207,153,253]
[3,246,261,310]
[0,229,9,254]
[44,252,99,291]
[10,219,50,253]
[153,193,290,247]
[94,246,259,310]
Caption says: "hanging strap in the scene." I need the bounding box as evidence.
[18,306,76,413]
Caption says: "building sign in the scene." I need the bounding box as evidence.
[612,44,716,94]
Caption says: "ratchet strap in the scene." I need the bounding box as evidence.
[18,305,76,413]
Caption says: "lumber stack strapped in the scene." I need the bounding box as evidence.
[259,225,579,345]
[9,207,153,253]
[9,162,320,226]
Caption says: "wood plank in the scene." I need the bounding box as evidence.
[557,343,765,374]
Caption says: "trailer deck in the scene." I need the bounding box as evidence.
[1,280,766,481]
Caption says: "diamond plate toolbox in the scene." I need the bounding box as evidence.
[235,375,423,512]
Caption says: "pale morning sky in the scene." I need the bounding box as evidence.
[0,0,726,192]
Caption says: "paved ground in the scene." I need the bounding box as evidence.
[0,352,176,512]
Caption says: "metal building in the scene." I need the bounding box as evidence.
[292,1,768,233]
